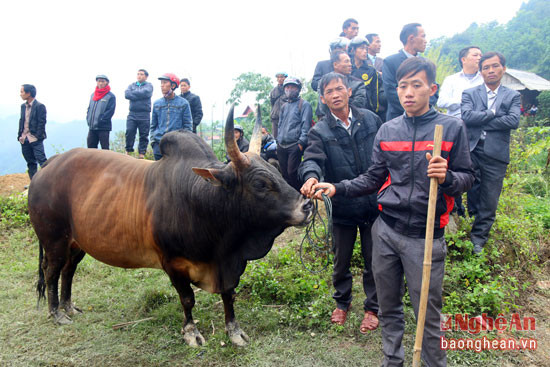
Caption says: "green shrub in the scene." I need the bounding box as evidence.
[237,245,333,329]
[537,90,550,120]
[0,194,30,229]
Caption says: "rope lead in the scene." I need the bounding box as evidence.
[299,192,333,274]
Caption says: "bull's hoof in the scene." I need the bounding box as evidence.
[63,303,83,316]
[181,323,205,347]
[50,310,73,325]
[226,321,249,347]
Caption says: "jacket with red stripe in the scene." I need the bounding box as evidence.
[334,108,474,238]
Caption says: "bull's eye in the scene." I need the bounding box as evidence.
[253,179,268,191]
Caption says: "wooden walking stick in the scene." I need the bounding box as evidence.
[412,124,443,367]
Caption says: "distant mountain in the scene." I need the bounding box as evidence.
[0,117,126,175]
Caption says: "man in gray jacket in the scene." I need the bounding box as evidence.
[125,69,153,159]
[277,77,313,190]
[461,52,520,254]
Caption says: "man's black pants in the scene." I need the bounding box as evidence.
[125,116,150,154]
[21,139,47,179]
[467,142,508,249]
[332,222,378,313]
[87,130,110,150]
[277,143,303,191]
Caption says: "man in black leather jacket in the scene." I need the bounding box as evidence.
[299,72,381,334]
[180,78,203,134]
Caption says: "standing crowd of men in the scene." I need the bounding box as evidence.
[269,18,520,367]
[18,18,521,367]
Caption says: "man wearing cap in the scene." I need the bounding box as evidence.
[150,73,192,160]
[180,78,203,134]
[125,69,153,159]
[270,72,287,138]
[225,124,249,162]
[312,37,351,93]
[86,75,116,150]
[277,77,312,190]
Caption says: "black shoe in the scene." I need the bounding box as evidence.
[473,244,483,255]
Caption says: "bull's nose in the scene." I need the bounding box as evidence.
[302,198,313,213]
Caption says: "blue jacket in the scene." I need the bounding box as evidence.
[277,98,313,148]
[150,95,193,144]
[125,81,153,118]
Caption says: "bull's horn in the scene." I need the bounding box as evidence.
[248,104,263,155]
[225,104,249,170]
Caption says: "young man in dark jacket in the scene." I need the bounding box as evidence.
[125,69,153,158]
[277,77,313,190]
[299,72,382,333]
[180,78,203,133]
[86,74,116,150]
[310,58,474,367]
[18,84,47,179]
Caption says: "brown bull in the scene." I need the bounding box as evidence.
[29,105,312,347]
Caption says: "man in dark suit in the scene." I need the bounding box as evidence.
[461,52,521,254]
[17,84,47,179]
[382,23,438,121]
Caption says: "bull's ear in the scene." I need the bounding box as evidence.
[192,167,234,187]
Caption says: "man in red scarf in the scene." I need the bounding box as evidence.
[86,74,116,149]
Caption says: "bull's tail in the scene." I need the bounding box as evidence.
[36,242,46,309]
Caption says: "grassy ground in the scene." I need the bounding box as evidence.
[0,222,547,367]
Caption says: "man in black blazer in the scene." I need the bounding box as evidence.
[461,52,521,254]
[17,84,47,179]
[382,23,438,121]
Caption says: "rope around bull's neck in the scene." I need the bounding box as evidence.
[299,192,333,274]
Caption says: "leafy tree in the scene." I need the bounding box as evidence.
[423,45,458,85]
[227,73,318,136]
[227,72,273,133]
[537,90,550,120]
[434,0,550,79]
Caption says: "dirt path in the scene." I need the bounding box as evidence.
[0,173,29,197]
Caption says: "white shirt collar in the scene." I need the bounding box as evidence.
[485,83,500,95]
[331,109,353,131]
[402,49,415,58]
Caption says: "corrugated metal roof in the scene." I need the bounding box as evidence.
[502,68,550,91]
